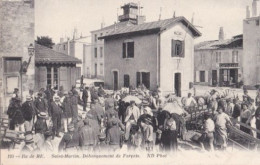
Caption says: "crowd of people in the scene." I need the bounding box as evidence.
[4,84,260,153]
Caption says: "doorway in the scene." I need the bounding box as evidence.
[124,74,130,88]
[174,73,181,97]
[113,71,118,90]
[212,70,217,86]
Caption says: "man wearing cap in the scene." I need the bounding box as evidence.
[199,112,215,151]
[35,92,48,114]
[21,95,35,132]
[58,124,80,152]
[42,130,54,152]
[71,90,79,122]
[62,91,73,133]
[21,133,36,153]
[214,105,232,150]
[124,101,140,141]
[106,117,122,151]
[82,87,89,111]
[105,102,119,122]
[79,118,95,151]
[50,96,63,139]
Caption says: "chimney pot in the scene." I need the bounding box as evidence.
[219,27,224,41]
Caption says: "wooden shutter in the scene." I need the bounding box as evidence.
[205,70,208,82]
[128,42,134,58]
[196,71,200,82]
[171,39,176,57]
[181,41,185,57]
[59,67,68,91]
[123,43,126,58]
[136,72,141,87]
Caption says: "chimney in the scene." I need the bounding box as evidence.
[218,27,224,41]
[246,6,251,18]
[252,0,257,17]
[60,38,64,43]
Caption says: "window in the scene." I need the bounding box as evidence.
[256,20,260,26]
[94,47,97,58]
[100,47,103,58]
[94,34,97,42]
[200,71,205,82]
[47,67,59,90]
[4,58,21,73]
[136,72,150,89]
[200,53,206,64]
[124,75,130,87]
[232,51,238,63]
[100,63,103,75]
[123,41,134,58]
[216,52,221,63]
[63,45,66,50]
[171,39,185,57]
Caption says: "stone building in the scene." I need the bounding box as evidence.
[194,28,243,87]
[100,16,201,96]
[90,3,145,80]
[243,0,260,86]
[0,0,35,113]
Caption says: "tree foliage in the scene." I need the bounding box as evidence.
[36,36,55,48]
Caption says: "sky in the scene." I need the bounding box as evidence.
[35,0,252,44]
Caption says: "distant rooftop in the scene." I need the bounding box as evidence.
[195,35,243,50]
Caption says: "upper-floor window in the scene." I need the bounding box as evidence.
[171,39,185,57]
[94,47,97,58]
[63,45,66,50]
[123,41,134,58]
[200,53,206,64]
[100,63,103,75]
[100,47,103,58]
[94,34,97,42]
[232,51,238,63]
[216,52,222,63]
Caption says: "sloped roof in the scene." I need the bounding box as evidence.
[35,44,81,65]
[195,35,243,50]
[91,21,135,33]
[99,16,201,39]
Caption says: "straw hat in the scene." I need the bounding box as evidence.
[26,95,32,101]
[38,112,48,119]
[25,133,34,144]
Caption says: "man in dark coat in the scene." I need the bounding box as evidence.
[50,96,63,139]
[82,87,89,111]
[71,90,79,122]
[21,96,35,132]
[58,124,80,152]
[232,98,241,123]
[35,92,48,114]
[7,98,24,131]
[62,91,73,133]
[79,118,95,151]
[44,85,54,116]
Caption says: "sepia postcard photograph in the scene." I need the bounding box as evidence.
[1,0,260,165]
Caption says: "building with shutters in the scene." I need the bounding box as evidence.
[194,28,243,87]
[243,0,260,86]
[35,44,81,92]
[0,0,35,113]
[90,3,145,80]
[100,16,201,96]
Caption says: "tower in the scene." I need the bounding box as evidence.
[118,2,146,25]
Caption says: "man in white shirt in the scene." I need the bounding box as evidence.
[185,93,197,107]
[124,101,140,141]
[199,112,215,151]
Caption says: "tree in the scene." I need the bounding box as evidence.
[36,36,55,48]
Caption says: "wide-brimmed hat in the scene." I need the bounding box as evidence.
[25,133,34,144]
[53,95,60,101]
[38,112,48,119]
[68,124,75,132]
[26,95,32,101]
[142,100,150,106]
